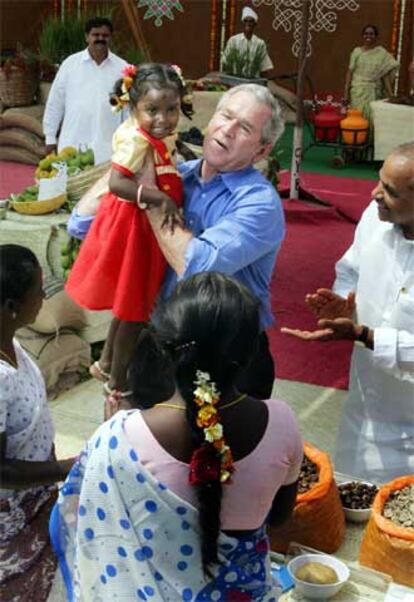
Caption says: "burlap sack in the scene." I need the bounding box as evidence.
[0,105,44,138]
[268,441,346,553]
[359,475,414,587]
[0,127,45,157]
[0,145,39,164]
[17,327,91,399]
[31,289,88,335]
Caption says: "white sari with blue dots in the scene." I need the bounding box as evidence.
[50,411,279,601]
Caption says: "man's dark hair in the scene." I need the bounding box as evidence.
[85,17,114,34]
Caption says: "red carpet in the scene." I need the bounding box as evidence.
[0,161,35,198]
[278,171,375,223]
[269,172,375,389]
[269,199,359,390]
[1,161,371,390]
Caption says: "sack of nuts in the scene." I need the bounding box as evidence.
[268,441,345,554]
[359,475,414,587]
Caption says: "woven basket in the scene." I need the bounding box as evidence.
[12,193,66,215]
[66,161,111,207]
[0,67,38,107]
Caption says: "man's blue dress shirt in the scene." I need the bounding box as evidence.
[163,159,285,329]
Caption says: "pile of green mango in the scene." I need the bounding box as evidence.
[35,146,95,179]
[12,184,39,203]
[61,236,82,280]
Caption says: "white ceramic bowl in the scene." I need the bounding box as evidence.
[287,553,350,600]
[338,480,377,523]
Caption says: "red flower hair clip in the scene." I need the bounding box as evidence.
[122,64,138,78]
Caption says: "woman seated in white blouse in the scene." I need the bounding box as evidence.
[0,244,75,602]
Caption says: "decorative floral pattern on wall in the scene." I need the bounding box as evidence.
[253,0,360,57]
[137,0,184,27]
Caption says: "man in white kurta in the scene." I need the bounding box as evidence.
[221,7,274,79]
[43,17,126,165]
[282,143,414,483]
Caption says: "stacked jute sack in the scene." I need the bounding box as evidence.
[16,276,92,399]
[0,104,46,164]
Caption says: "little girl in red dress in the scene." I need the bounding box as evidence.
[65,63,192,397]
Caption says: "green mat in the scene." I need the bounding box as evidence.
[275,123,379,180]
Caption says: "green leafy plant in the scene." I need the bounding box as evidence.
[38,15,86,67]
[222,44,266,79]
[122,46,147,66]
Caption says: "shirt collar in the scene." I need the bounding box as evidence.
[81,48,114,64]
[185,159,257,193]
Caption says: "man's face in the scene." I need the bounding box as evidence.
[372,153,414,229]
[243,17,257,37]
[203,91,272,174]
[85,26,112,51]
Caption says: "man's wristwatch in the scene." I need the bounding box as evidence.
[355,325,370,346]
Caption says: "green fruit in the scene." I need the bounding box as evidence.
[61,256,71,269]
[26,185,38,194]
[85,149,94,165]
[71,249,78,261]
[39,158,53,171]
[80,153,90,166]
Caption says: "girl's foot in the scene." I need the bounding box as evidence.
[89,361,110,382]
[103,383,133,419]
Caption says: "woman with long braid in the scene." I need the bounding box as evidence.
[51,272,303,600]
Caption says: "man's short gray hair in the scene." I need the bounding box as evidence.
[216,84,285,146]
[392,141,414,190]
[392,141,414,161]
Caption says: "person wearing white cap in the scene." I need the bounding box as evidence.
[221,6,274,79]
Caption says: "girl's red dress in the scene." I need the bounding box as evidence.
[65,126,183,322]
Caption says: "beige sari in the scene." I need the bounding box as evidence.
[349,46,399,120]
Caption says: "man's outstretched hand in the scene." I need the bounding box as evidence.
[305,289,355,320]
[281,318,359,342]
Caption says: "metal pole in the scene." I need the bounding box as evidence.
[289,0,310,199]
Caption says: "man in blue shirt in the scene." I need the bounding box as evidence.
[147,84,285,398]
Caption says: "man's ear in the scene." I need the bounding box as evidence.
[252,142,272,164]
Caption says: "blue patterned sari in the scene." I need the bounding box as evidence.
[50,411,279,601]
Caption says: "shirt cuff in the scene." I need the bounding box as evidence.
[180,238,203,281]
[373,327,397,371]
[67,210,94,240]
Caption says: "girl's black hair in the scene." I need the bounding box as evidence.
[362,24,379,37]
[110,62,193,119]
[0,244,39,306]
[151,272,261,571]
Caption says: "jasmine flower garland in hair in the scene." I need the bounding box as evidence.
[189,370,235,485]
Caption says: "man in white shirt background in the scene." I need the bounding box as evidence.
[43,17,127,165]
[221,7,274,79]
[282,142,414,483]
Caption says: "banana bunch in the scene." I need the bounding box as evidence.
[61,236,81,280]
[36,146,95,179]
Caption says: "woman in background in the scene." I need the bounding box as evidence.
[0,245,74,602]
[344,24,399,121]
